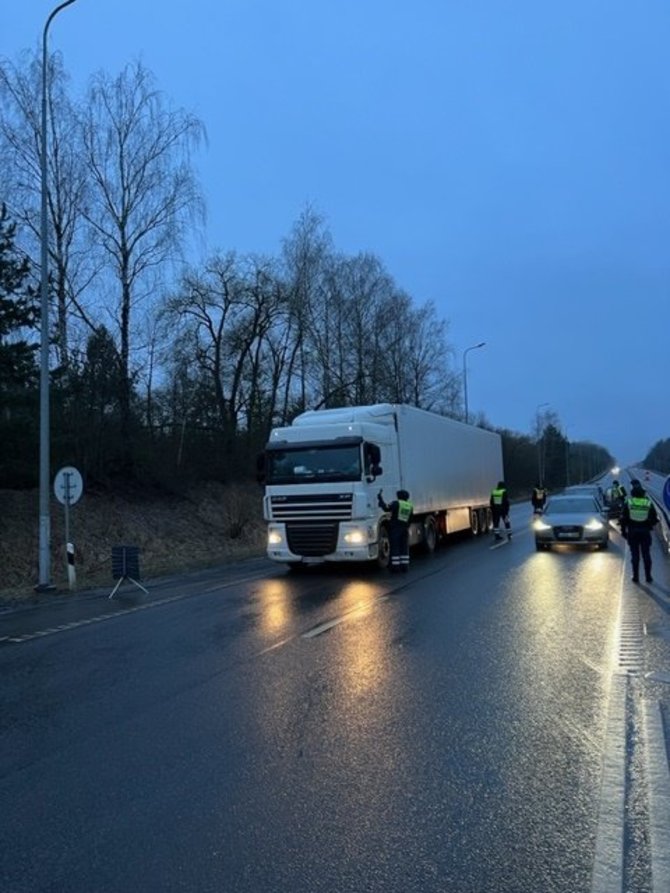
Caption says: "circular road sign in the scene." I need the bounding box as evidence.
[53,466,84,506]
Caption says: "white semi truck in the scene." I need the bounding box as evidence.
[259,403,504,568]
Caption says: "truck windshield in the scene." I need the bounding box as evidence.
[266,445,362,484]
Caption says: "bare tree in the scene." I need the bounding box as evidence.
[281,205,332,413]
[79,60,205,460]
[0,49,95,370]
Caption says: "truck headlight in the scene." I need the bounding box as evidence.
[268,529,283,545]
[343,528,366,544]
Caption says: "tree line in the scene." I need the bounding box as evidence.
[0,49,619,496]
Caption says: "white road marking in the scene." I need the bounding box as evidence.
[643,700,670,893]
[301,595,389,640]
[590,672,627,893]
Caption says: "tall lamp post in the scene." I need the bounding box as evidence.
[535,402,549,486]
[37,0,78,590]
[462,341,486,424]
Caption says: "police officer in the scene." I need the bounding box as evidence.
[620,479,658,583]
[378,489,413,572]
[610,479,626,512]
[531,483,547,515]
[490,481,511,541]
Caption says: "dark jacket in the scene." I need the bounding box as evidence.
[378,493,413,526]
[620,486,658,536]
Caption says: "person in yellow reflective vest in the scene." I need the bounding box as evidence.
[378,489,414,572]
[610,480,627,512]
[620,479,659,583]
[490,481,511,541]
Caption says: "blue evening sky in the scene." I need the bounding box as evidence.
[6,1,670,465]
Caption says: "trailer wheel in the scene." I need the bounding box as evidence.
[377,525,391,569]
[422,516,438,554]
[478,508,489,534]
[470,509,480,536]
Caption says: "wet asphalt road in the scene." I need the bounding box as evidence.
[1,505,669,893]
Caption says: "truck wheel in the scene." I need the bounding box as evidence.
[478,509,489,534]
[470,509,480,536]
[377,525,391,569]
[422,516,438,554]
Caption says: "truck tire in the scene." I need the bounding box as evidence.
[422,516,438,554]
[377,524,391,569]
[478,508,490,534]
[470,509,480,536]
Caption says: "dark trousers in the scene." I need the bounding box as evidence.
[628,529,652,580]
[389,523,410,571]
[492,507,510,533]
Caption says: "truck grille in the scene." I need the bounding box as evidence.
[287,522,339,557]
[270,492,353,521]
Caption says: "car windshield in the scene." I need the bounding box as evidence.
[546,497,599,514]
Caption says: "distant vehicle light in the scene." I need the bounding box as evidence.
[611,466,620,475]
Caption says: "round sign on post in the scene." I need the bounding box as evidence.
[53,466,83,505]
[53,467,83,592]
[663,476,670,514]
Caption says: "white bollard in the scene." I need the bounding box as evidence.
[67,542,76,591]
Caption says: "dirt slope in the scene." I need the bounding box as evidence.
[0,482,266,603]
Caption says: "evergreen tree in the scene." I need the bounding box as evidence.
[0,202,39,486]
[0,202,38,391]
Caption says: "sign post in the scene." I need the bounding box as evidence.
[53,466,83,590]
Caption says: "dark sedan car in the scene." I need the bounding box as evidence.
[534,495,610,551]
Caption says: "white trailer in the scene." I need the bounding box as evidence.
[260,403,504,568]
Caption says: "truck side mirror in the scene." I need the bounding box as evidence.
[364,443,382,481]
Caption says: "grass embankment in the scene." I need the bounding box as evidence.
[0,482,266,604]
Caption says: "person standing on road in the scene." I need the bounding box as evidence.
[620,479,658,583]
[610,479,627,516]
[378,489,413,572]
[531,484,547,515]
[490,481,511,541]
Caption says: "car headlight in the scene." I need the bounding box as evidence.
[533,519,552,531]
[584,519,604,531]
[268,530,283,545]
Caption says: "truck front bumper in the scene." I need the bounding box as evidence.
[266,522,379,564]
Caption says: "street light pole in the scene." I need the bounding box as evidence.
[462,341,486,424]
[535,402,549,486]
[37,0,78,590]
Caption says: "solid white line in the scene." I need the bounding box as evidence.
[590,672,627,893]
[643,700,670,893]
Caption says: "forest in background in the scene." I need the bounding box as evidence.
[2,48,656,507]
